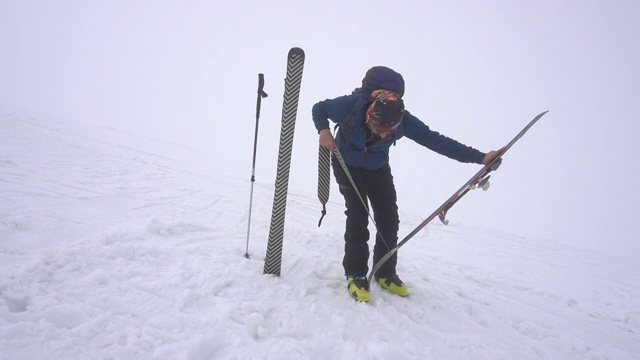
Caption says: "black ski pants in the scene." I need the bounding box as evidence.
[332,157,399,278]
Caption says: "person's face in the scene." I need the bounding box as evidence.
[366,120,393,138]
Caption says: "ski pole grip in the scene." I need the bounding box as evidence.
[258,73,268,98]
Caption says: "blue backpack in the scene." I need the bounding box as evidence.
[355,66,405,97]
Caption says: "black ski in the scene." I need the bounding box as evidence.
[368,110,549,284]
[263,47,305,276]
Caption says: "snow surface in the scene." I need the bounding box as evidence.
[1,112,638,359]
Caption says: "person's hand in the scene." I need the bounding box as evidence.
[482,147,505,165]
[319,129,335,151]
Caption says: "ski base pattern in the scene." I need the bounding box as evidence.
[367,110,549,285]
[263,47,305,276]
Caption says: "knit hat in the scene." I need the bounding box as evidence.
[366,90,404,133]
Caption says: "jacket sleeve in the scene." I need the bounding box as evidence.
[402,111,486,164]
[311,94,359,133]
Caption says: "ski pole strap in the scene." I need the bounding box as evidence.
[317,145,331,227]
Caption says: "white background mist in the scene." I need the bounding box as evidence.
[2,1,639,261]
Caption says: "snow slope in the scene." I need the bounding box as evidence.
[1,112,638,359]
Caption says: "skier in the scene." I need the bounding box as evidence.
[312,66,502,302]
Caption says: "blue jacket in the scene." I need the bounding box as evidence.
[312,93,485,170]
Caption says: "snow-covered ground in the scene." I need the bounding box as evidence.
[1,112,638,359]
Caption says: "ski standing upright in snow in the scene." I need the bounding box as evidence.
[263,47,305,276]
[368,110,549,285]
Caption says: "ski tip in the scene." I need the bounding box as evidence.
[531,110,549,122]
[288,47,305,58]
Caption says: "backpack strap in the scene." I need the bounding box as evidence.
[336,94,371,140]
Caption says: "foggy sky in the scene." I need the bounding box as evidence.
[2,1,639,262]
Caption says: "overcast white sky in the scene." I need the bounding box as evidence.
[2,1,639,260]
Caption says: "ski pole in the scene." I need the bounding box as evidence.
[245,73,268,258]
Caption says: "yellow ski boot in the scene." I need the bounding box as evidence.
[347,276,370,302]
[375,275,409,297]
